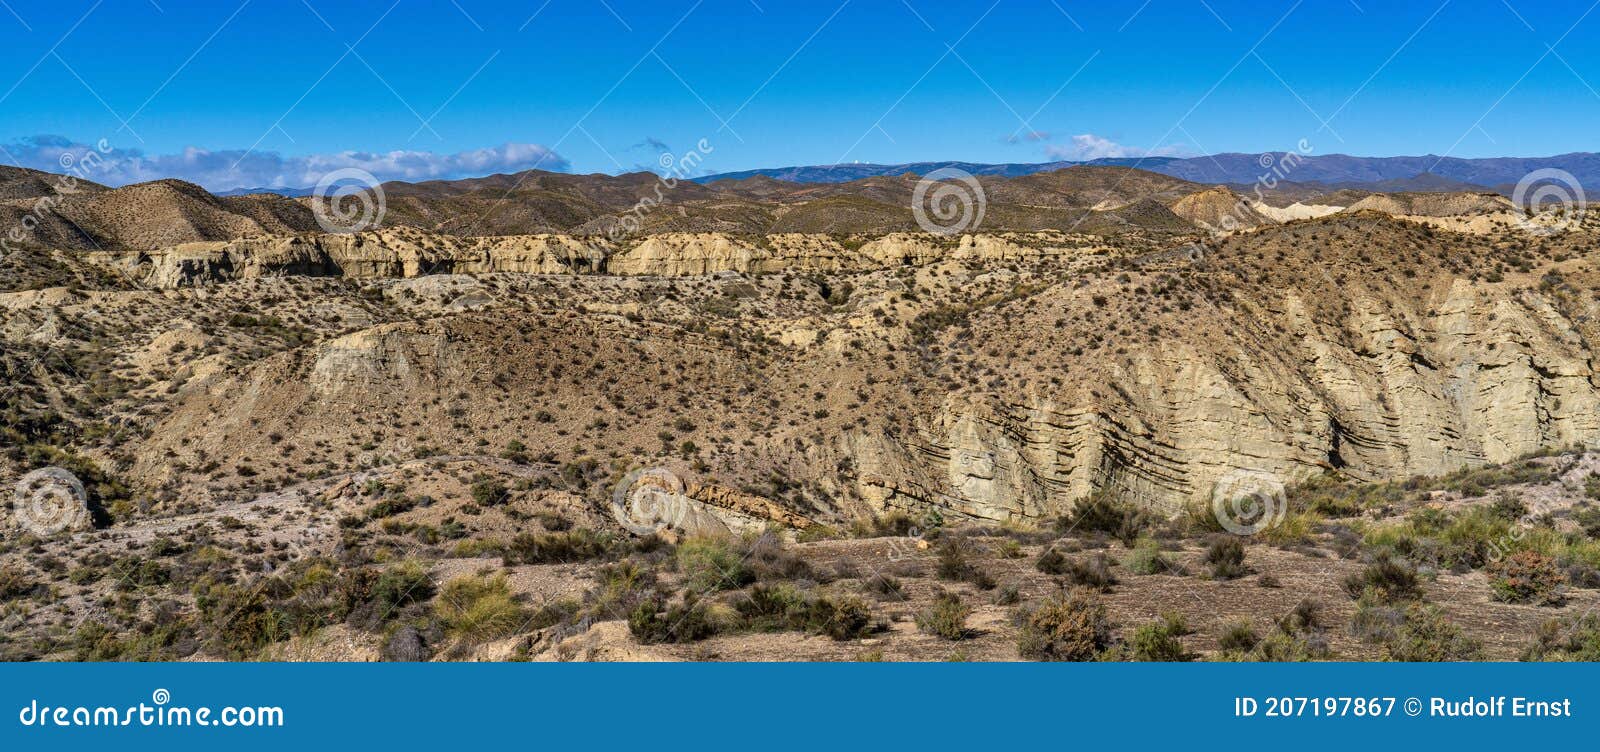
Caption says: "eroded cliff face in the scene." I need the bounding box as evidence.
[93,228,1122,287]
[847,273,1600,523]
[105,214,1600,529]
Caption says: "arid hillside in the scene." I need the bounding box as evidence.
[3,170,1599,663]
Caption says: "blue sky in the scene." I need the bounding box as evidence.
[0,0,1597,189]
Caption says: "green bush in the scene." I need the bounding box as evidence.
[1128,614,1192,661]
[1051,552,1118,592]
[676,535,755,592]
[1217,621,1260,653]
[1057,491,1147,544]
[863,573,904,599]
[1521,614,1600,661]
[1016,588,1112,661]
[0,565,36,601]
[1122,538,1182,575]
[369,561,436,614]
[628,594,733,644]
[470,480,509,506]
[1341,557,1423,604]
[916,591,972,640]
[435,573,527,643]
[1204,536,1248,580]
[806,593,874,641]
[934,537,995,590]
[504,528,617,565]
[1383,604,1482,661]
[732,583,874,640]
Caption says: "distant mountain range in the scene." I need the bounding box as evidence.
[2,148,1582,252]
[199,152,1600,199]
[694,152,1600,192]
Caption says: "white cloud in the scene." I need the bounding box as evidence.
[0,135,569,191]
[1044,133,1189,161]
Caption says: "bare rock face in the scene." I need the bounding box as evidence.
[101,228,1116,287]
[848,276,1600,523]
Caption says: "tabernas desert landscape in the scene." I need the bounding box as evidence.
[5,153,1600,662]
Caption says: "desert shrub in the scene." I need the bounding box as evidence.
[740,533,814,582]
[1203,536,1248,580]
[804,593,874,640]
[1285,473,1378,517]
[0,565,37,601]
[1277,599,1323,635]
[1489,491,1529,522]
[849,511,923,538]
[1383,604,1482,661]
[1057,491,1146,544]
[675,535,754,592]
[935,537,995,590]
[1574,504,1600,538]
[1487,550,1566,605]
[1122,538,1182,575]
[993,583,1021,605]
[1259,510,1320,546]
[368,561,436,615]
[916,590,973,640]
[1035,547,1070,575]
[1341,557,1423,604]
[526,598,581,631]
[1521,614,1600,661]
[193,581,288,659]
[1252,631,1315,662]
[1217,621,1260,653]
[1438,507,1513,569]
[1351,596,1406,643]
[1016,588,1112,661]
[470,479,508,506]
[863,573,904,599]
[730,584,874,640]
[503,528,616,565]
[733,583,811,632]
[628,593,735,644]
[1127,613,1192,662]
[435,573,527,643]
[996,540,1024,559]
[1060,552,1118,592]
[585,560,657,619]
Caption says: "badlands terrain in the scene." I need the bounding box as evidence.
[4,163,1600,661]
